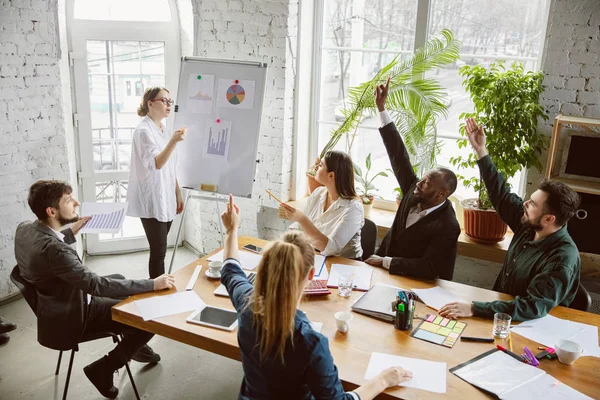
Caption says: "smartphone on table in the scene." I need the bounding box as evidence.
[243,244,263,254]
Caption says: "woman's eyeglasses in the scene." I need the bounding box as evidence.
[151,97,174,106]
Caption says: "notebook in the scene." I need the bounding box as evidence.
[450,349,592,399]
[350,284,406,322]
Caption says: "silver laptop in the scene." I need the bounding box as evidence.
[213,270,257,297]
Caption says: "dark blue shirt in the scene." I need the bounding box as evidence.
[221,258,360,400]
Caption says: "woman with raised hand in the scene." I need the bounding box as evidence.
[220,194,412,399]
[281,150,364,259]
[128,86,187,279]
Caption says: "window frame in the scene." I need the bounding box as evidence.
[302,0,551,205]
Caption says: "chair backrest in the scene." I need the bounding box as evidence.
[10,265,38,316]
[360,218,377,261]
[570,283,592,312]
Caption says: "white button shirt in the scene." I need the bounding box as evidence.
[127,116,178,223]
[292,186,364,259]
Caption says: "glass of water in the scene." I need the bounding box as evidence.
[493,312,511,338]
[338,274,354,298]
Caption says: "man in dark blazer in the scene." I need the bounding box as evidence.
[365,78,461,280]
[15,180,175,399]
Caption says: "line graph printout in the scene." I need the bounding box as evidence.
[187,73,214,114]
[203,120,232,159]
[80,202,128,234]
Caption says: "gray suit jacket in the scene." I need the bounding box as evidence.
[15,220,154,350]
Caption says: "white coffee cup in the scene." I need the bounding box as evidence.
[334,311,353,333]
[555,339,583,365]
[208,261,223,276]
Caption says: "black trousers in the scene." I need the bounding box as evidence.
[140,218,173,279]
[83,294,154,369]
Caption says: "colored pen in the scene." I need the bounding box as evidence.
[460,336,495,343]
[265,189,283,204]
[497,345,526,363]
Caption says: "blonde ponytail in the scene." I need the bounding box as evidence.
[251,231,314,363]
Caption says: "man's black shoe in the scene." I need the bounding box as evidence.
[83,356,119,399]
[0,319,16,335]
[0,333,9,346]
[131,344,161,363]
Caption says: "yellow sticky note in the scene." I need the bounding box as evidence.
[437,327,452,336]
[420,322,441,333]
[433,316,443,325]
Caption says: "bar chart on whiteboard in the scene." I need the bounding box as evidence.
[80,202,128,234]
[203,120,232,159]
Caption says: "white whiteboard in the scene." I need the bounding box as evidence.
[173,57,267,197]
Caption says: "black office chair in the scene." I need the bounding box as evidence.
[360,218,377,261]
[10,266,140,400]
[570,283,592,312]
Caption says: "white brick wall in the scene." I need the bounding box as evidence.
[539,0,600,131]
[184,0,297,253]
[0,0,72,299]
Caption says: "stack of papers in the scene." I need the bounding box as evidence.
[134,291,205,321]
[327,264,373,291]
[510,314,600,357]
[365,352,446,394]
[412,286,458,311]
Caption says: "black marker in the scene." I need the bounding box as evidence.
[460,336,495,343]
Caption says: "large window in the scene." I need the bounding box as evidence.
[315,0,549,202]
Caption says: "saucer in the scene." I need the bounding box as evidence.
[205,269,221,279]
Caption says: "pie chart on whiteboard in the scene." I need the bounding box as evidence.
[226,85,246,105]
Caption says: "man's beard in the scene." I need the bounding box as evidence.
[58,214,79,226]
[521,213,543,231]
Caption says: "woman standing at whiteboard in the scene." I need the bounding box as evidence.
[128,86,186,279]
[281,151,364,259]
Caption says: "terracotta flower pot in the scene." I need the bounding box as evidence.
[395,196,402,207]
[461,198,507,244]
[361,195,374,218]
[306,172,324,194]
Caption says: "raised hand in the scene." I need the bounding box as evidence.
[465,118,488,159]
[221,194,240,232]
[374,76,390,112]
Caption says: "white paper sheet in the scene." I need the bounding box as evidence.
[313,254,328,280]
[501,373,593,400]
[202,119,232,159]
[452,350,545,397]
[80,202,128,233]
[412,286,459,311]
[187,73,214,114]
[365,352,446,394]
[208,249,263,270]
[216,79,256,109]
[327,264,373,291]
[510,314,600,357]
[209,250,327,274]
[134,291,205,321]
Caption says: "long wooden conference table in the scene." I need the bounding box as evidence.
[112,237,600,399]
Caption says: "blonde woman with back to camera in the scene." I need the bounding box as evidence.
[128,87,187,280]
[220,194,412,399]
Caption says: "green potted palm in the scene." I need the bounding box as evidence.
[354,153,388,217]
[307,29,461,193]
[450,61,548,243]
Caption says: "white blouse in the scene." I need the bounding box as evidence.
[292,186,364,259]
[127,116,178,222]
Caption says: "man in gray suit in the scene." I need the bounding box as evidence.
[15,180,175,399]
